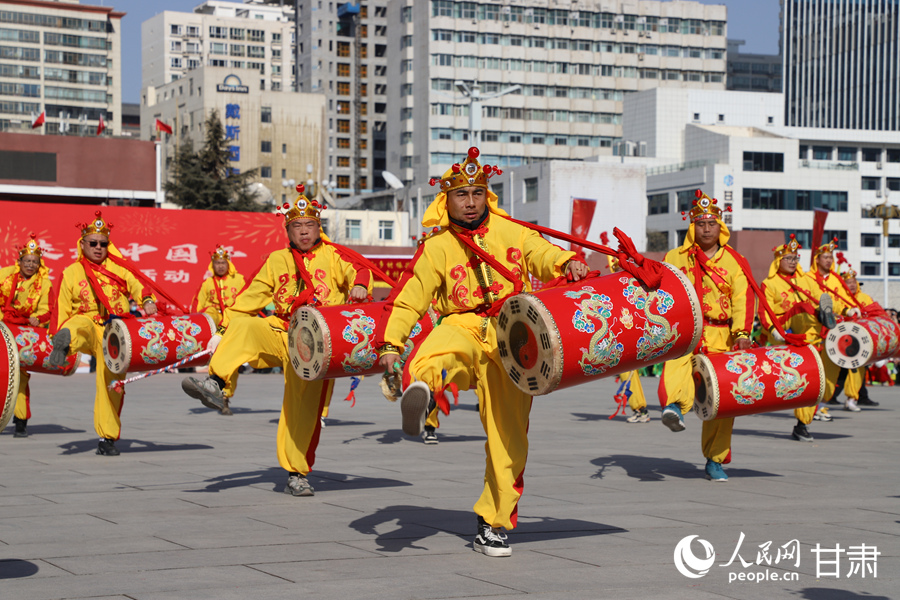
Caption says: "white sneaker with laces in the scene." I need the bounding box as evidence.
[845,399,861,412]
[474,517,511,557]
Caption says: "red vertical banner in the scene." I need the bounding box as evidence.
[811,208,829,266]
[570,198,597,259]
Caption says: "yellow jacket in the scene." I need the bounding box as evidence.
[807,267,855,314]
[0,264,52,325]
[664,244,754,338]
[223,242,373,330]
[760,271,821,344]
[375,214,575,349]
[56,259,149,329]
[195,270,246,326]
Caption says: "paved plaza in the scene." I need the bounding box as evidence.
[0,370,896,600]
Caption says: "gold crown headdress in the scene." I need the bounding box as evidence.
[77,210,112,238]
[773,233,802,259]
[836,251,856,280]
[210,245,231,261]
[276,183,325,224]
[813,237,839,258]
[428,147,502,193]
[681,189,731,222]
[17,232,43,258]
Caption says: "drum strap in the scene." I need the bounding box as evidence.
[811,271,861,310]
[212,277,228,315]
[80,258,128,318]
[451,229,524,316]
[288,247,319,311]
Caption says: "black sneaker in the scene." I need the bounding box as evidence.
[791,424,814,442]
[857,398,880,407]
[12,417,27,438]
[825,397,841,406]
[47,328,71,368]
[97,438,120,456]
[474,515,511,557]
[818,294,837,330]
[422,425,438,445]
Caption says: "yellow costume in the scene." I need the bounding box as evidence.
[0,235,52,426]
[375,148,576,531]
[54,214,154,441]
[659,193,754,464]
[207,190,372,479]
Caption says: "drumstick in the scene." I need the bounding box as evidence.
[108,349,212,392]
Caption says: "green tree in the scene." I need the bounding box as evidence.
[164,109,267,211]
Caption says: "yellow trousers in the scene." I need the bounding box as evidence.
[794,348,840,425]
[64,316,126,439]
[622,371,646,411]
[14,371,30,420]
[407,314,531,531]
[208,312,239,400]
[209,317,333,475]
[659,325,733,463]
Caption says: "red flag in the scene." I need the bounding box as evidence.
[96,114,105,136]
[155,118,173,135]
[811,208,829,249]
[31,111,45,129]
[569,198,597,258]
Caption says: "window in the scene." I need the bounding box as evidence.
[890,264,900,277]
[378,220,394,241]
[336,138,350,148]
[888,149,900,163]
[743,152,784,172]
[261,106,271,123]
[345,219,361,240]
[337,63,350,77]
[170,40,182,52]
[648,193,669,215]
[210,42,226,55]
[170,24,182,35]
[336,156,350,167]
[260,166,272,178]
[887,178,900,192]
[524,178,538,203]
[261,140,272,153]
[812,146,832,160]
[743,189,848,212]
[337,119,350,133]
[862,148,881,162]
[210,26,226,39]
[493,184,504,207]
[171,57,182,68]
[861,177,880,191]
[838,147,857,161]
[676,190,694,212]
[337,81,350,95]
[861,262,880,276]
[861,233,881,247]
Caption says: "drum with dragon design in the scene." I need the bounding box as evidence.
[692,344,825,420]
[824,316,900,370]
[495,263,703,396]
[102,313,216,375]
[288,302,437,381]
[3,322,79,376]
[0,322,20,431]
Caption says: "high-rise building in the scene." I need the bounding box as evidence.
[387,0,728,186]
[782,0,899,130]
[0,0,123,136]
[726,39,781,93]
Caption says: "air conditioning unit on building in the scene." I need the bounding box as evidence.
[638,53,644,60]
[876,190,883,197]
[876,247,882,255]
[801,160,810,167]
[877,162,883,169]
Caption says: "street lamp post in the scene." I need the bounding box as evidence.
[452,81,521,146]
[872,194,899,306]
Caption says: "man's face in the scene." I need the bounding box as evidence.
[446,186,487,224]
[817,252,834,272]
[287,219,319,251]
[81,234,109,264]
[18,255,40,278]
[847,277,859,294]
[212,258,229,277]
[779,253,800,276]
[694,219,721,250]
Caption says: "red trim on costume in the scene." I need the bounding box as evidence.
[305,381,332,471]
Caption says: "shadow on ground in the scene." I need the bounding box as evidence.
[185,467,412,493]
[590,454,780,482]
[59,439,213,455]
[348,505,626,553]
[732,428,852,441]
[189,407,280,416]
[2,424,86,436]
[797,588,890,600]
[0,559,39,579]
[341,429,485,445]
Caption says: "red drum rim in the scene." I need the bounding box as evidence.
[662,262,704,356]
[103,318,134,375]
[288,306,332,381]
[0,322,20,432]
[825,321,876,369]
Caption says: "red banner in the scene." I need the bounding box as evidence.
[811,208,829,251]
[0,201,303,307]
[570,198,597,258]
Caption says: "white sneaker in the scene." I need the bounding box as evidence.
[626,410,651,423]
[400,381,431,437]
[844,399,861,412]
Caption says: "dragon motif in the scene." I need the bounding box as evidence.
[171,317,203,359]
[138,320,168,364]
[14,327,39,367]
[449,264,470,308]
[725,353,764,405]
[340,309,378,373]
[564,286,624,376]
[765,348,809,401]
[621,277,681,361]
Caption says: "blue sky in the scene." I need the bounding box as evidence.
[111,0,782,104]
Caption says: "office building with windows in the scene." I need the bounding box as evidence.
[0,0,122,136]
[782,0,899,131]
[387,0,728,186]
[725,39,781,93]
[141,66,325,209]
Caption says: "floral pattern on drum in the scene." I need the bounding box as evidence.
[564,287,624,376]
[340,309,378,373]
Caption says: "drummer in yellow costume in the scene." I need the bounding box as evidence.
[375,147,588,557]
[0,234,52,438]
[658,191,755,482]
[47,212,158,456]
[759,235,838,440]
[192,245,245,415]
[181,185,372,497]
[834,266,881,410]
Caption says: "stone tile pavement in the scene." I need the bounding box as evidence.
[0,371,896,599]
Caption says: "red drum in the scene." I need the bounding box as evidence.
[496,264,702,395]
[2,323,80,376]
[1,323,19,431]
[824,316,900,369]
[103,313,215,375]
[692,345,825,420]
[288,302,437,381]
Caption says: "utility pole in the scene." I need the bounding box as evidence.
[453,81,520,145]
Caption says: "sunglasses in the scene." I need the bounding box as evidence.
[87,240,109,248]
[781,256,800,262]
